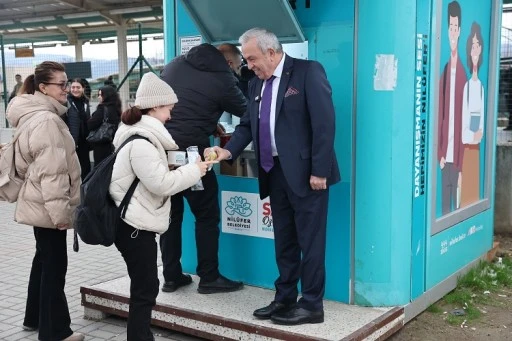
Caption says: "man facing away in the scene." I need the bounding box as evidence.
[438,0,466,214]
[209,28,340,325]
[218,43,255,99]
[159,43,247,294]
[8,74,23,102]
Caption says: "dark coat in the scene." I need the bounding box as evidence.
[225,55,341,199]
[87,102,120,133]
[160,43,247,150]
[88,86,121,164]
[65,94,90,145]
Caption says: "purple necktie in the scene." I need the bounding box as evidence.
[259,76,275,172]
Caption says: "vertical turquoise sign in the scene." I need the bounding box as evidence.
[411,0,432,299]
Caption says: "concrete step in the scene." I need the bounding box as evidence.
[81,269,404,341]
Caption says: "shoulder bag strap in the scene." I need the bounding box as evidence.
[102,105,109,123]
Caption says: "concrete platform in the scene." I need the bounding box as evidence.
[81,269,403,341]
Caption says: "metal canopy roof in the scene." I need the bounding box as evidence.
[181,0,305,45]
[0,0,164,45]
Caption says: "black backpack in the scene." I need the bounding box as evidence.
[74,134,149,247]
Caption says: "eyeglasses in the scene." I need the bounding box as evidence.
[43,82,70,90]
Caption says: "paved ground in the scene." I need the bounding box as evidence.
[0,202,203,341]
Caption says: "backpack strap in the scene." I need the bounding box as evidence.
[115,134,149,154]
[114,134,150,219]
[120,176,140,219]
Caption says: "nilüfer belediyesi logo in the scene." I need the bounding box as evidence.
[225,196,253,217]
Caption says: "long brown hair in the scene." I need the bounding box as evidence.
[20,61,65,95]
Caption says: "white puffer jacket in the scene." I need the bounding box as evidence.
[109,115,201,233]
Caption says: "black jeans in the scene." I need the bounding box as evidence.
[115,219,159,341]
[76,139,91,181]
[160,169,220,282]
[24,227,73,341]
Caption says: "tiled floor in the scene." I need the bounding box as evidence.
[0,201,203,341]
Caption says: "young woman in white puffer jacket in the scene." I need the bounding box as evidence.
[109,72,215,341]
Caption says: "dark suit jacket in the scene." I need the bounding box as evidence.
[225,55,340,199]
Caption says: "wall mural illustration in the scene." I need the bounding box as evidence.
[436,0,491,218]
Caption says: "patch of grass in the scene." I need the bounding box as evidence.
[426,304,442,313]
[430,255,512,326]
[444,288,473,306]
[444,305,481,325]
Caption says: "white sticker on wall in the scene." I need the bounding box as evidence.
[374,54,398,91]
[180,36,202,55]
[221,191,274,239]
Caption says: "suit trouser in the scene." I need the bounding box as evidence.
[268,160,329,312]
[24,227,73,341]
[115,219,159,341]
[160,170,220,282]
[441,162,459,214]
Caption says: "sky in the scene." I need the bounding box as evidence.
[28,34,165,61]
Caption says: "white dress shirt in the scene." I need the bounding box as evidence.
[446,66,456,163]
[259,54,285,156]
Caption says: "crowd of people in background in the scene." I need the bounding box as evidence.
[3,27,338,341]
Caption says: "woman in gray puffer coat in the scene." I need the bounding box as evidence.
[6,61,83,341]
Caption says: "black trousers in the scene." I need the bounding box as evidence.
[92,143,113,166]
[24,227,73,341]
[115,219,159,341]
[160,169,220,282]
[76,140,91,181]
[268,160,329,312]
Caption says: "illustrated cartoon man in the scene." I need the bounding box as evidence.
[438,1,467,214]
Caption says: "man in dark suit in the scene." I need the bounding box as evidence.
[208,28,340,325]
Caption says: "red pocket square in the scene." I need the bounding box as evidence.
[285,87,299,97]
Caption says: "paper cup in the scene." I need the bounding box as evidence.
[167,151,187,166]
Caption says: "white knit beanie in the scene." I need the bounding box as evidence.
[134,72,178,109]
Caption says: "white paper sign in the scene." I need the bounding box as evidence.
[221,191,274,239]
[180,36,202,55]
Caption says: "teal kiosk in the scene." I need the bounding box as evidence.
[67,0,501,338]
[163,0,501,309]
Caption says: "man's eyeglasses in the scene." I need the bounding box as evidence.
[43,82,70,90]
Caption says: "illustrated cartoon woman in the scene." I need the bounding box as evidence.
[460,22,484,207]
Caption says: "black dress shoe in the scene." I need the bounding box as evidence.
[197,274,243,294]
[253,301,295,319]
[270,306,324,325]
[161,273,192,293]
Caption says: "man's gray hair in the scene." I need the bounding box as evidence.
[239,28,283,54]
